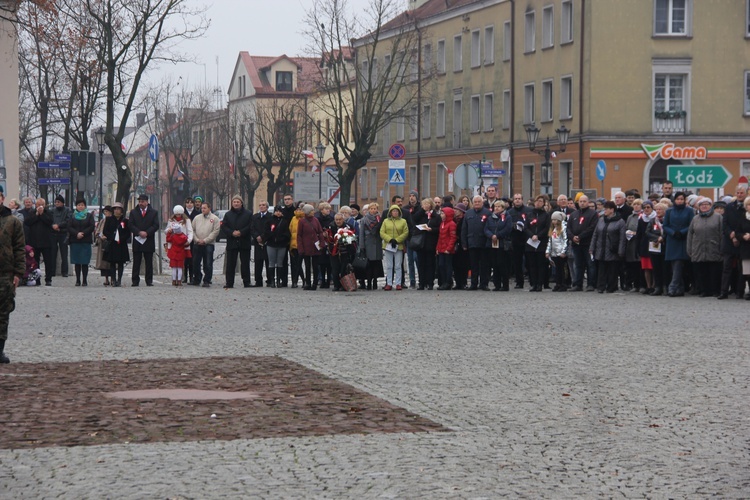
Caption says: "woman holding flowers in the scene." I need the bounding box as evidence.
[330,213,356,291]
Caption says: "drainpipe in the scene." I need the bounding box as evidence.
[578,0,585,190]
[509,0,515,195]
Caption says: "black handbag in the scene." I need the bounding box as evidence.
[353,251,368,271]
[410,232,425,251]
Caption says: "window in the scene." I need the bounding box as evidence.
[503,21,512,61]
[503,90,511,129]
[559,160,573,197]
[561,1,573,43]
[421,164,430,197]
[361,168,369,200]
[560,76,572,119]
[453,35,463,72]
[484,93,494,131]
[525,11,536,53]
[436,164,446,197]
[423,44,432,74]
[276,71,293,92]
[522,164,535,202]
[655,74,685,113]
[742,160,750,179]
[484,26,495,65]
[437,39,446,73]
[409,50,419,82]
[471,29,481,68]
[396,115,405,141]
[542,79,553,122]
[409,165,418,191]
[369,168,378,199]
[381,115,391,154]
[437,101,446,137]
[372,58,379,86]
[423,104,431,139]
[654,0,691,36]
[745,71,750,115]
[470,95,480,132]
[747,0,750,37]
[542,5,554,49]
[453,98,462,148]
[524,83,535,124]
[410,106,418,140]
[397,51,406,82]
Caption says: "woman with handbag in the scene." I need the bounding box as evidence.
[297,204,326,291]
[357,203,384,290]
[101,202,130,287]
[94,206,113,285]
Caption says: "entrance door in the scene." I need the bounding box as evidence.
[649,158,682,195]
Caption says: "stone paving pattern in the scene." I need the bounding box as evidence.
[1,281,748,498]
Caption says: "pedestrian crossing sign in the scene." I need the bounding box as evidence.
[388,160,405,185]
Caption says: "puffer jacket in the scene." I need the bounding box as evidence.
[436,207,457,254]
[546,221,569,257]
[590,214,627,261]
[687,211,723,262]
[289,209,304,250]
[483,210,513,248]
[379,205,409,251]
[0,205,26,278]
[461,206,491,249]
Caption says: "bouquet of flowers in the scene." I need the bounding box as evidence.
[335,227,356,247]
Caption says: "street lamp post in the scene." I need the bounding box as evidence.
[95,127,105,220]
[315,142,325,201]
[525,123,570,195]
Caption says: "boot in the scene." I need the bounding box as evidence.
[0,340,9,364]
[268,268,276,288]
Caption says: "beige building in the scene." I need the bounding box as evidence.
[356,0,750,208]
[0,1,20,199]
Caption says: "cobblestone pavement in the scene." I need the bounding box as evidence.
[1,277,748,498]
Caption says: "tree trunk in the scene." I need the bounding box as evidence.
[112,147,132,206]
[339,166,358,207]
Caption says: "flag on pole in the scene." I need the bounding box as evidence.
[551,151,557,158]
[302,150,314,159]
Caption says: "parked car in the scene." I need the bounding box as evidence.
[214,210,229,241]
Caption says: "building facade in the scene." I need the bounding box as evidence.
[0,1,20,198]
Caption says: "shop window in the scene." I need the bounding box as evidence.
[654,0,692,36]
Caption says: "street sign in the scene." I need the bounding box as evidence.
[480,164,506,176]
[453,163,480,189]
[388,143,406,160]
[149,134,159,162]
[54,153,71,162]
[667,165,732,189]
[388,160,405,185]
[293,171,338,202]
[38,162,71,169]
[596,160,607,181]
[38,178,71,185]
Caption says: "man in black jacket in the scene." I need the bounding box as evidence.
[51,195,72,277]
[461,196,492,290]
[129,194,160,286]
[250,201,272,287]
[222,195,253,288]
[24,198,55,286]
[718,184,747,299]
[567,194,599,291]
[507,193,533,288]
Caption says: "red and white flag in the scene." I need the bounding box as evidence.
[302,150,314,159]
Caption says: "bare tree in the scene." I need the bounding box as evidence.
[304,0,424,204]
[80,0,208,205]
[230,109,264,210]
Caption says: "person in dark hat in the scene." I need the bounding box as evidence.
[94,205,113,285]
[24,198,55,286]
[129,194,159,286]
[51,194,72,277]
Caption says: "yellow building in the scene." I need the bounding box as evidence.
[356,0,750,208]
[0,1,20,198]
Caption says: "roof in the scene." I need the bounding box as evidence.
[381,0,482,31]
[237,52,322,95]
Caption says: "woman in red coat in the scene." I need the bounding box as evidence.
[297,204,326,290]
[436,207,457,290]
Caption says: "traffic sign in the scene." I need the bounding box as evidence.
[38,178,71,185]
[667,165,732,189]
[453,163,480,189]
[54,153,71,162]
[149,134,159,162]
[38,162,71,169]
[596,160,607,181]
[388,143,406,160]
[388,160,406,185]
[480,164,506,176]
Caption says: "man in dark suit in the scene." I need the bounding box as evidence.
[250,201,271,287]
[129,194,159,286]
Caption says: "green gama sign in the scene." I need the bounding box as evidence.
[667,165,732,189]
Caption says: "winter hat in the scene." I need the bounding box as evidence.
[642,200,653,208]
[698,197,712,206]
[721,195,733,204]
[172,224,183,234]
[173,205,185,215]
[596,197,606,205]
[551,211,565,222]
[55,194,65,204]
[687,194,699,207]
[231,194,243,204]
[574,192,585,203]
[454,202,467,213]
[302,204,315,215]
[350,203,361,211]
[409,190,419,198]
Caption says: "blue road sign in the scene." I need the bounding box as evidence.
[149,134,159,162]
[596,160,607,181]
[54,153,72,162]
[480,164,506,176]
[38,178,71,185]
[38,162,71,169]
[389,160,406,185]
[388,143,406,160]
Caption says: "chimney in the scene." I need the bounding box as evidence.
[136,113,146,128]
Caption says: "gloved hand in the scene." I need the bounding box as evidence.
[390,239,397,248]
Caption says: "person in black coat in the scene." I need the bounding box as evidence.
[222,195,253,288]
[102,203,130,287]
[507,193,533,288]
[412,198,441,290]
[182,197,200,284]
[566,194,599,291]
[128,194,160,286]
[524,195,551,292]
[68,198,95,286]
[24,198,55,286]
[264,207,291,288]
[316,203,335,288]
[461,195,492,290]
[250,201,272,287]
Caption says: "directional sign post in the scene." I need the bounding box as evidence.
[38,178,71,185]
[37,162,71,170]
[667,165,732,189]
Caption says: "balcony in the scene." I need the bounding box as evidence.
[654,110,686,134]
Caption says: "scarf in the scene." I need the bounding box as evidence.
[361,212,380,230]
[640,211,657,224]
[699,208,714,218]
[74,209,88,221]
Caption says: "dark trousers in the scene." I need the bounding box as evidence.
[331,253,352,289]
[651,253,665,290]
[693,261,721,296]
[490,248,510,290]
[192,244,215,284]
[452,248,468,288]
[183,241,194,282]
[290,249,304,286]
[303,255,320,289]
[131,251,154,285]
[253,244,267,285]
[571,243,596,288]
[552,256,568,289]
[33,246,55,283]
[720,254,743,296]
[416,249,436,288]
[468,247,489,288]
[437,253,453,288]
[626,261,642,290]
[226,248,251,287]
[511,245,526,286]
[318,254,332,285]
[109,262,125,284]
[526,251,546,289]
[52,235,68,276]
[597,260,620,292]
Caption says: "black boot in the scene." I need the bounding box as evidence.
[268,268,276,288]
[0,339,9,364]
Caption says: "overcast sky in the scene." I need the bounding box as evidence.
[146,0,374,102]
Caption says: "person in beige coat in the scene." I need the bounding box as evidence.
[191,201,221,287]
[687,197,723,297]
